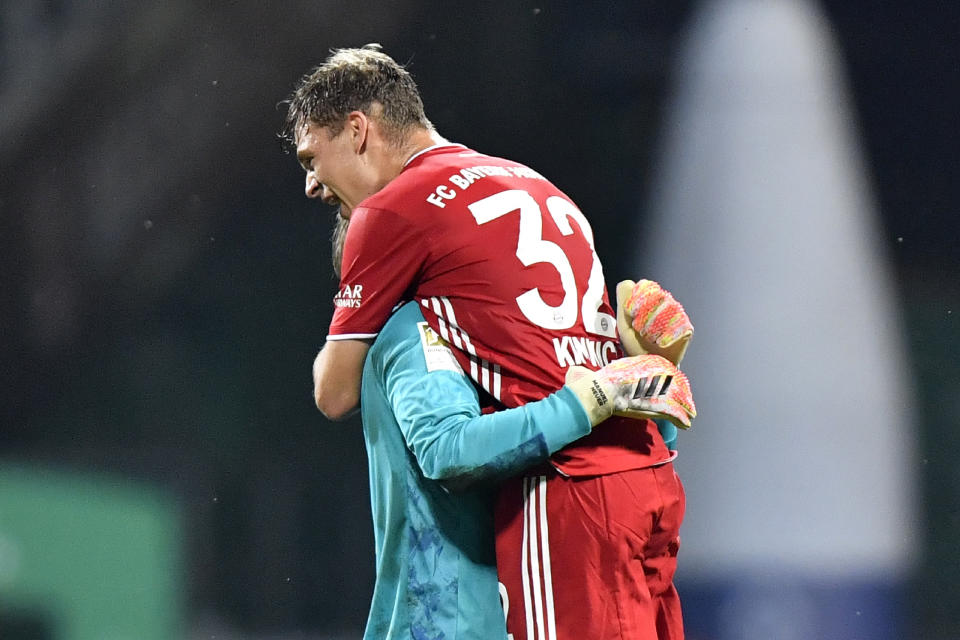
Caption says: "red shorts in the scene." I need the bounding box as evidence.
[495,463,685,640]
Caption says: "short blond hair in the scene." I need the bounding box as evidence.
[281,44,432,146]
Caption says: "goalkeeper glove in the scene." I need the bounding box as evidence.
[565,354,696,429]
[616,279,694,365]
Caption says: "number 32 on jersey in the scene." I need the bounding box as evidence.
[469,188,618,352]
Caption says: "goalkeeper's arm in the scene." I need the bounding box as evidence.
[382,325,695,492]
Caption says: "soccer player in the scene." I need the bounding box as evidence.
[282,45,694,639]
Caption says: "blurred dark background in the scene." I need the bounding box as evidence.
[0,1,957,638]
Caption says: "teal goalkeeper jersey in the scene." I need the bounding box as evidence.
[360,302,593,640]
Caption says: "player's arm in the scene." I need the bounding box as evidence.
[313,338,372,419]
[378,314,587,490]
[378,304,694,490]
[320,205,424,419]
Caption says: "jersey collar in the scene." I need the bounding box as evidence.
[403,142,466,167]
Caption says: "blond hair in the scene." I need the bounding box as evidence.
[282,44,432,146]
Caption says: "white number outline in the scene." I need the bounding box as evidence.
[545,195,617,338]
[468,189,616,337]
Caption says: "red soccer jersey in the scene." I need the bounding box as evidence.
[329,144,670,474]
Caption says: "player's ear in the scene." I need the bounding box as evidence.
[346,111,369,154]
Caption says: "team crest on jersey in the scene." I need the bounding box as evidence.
[334,284,363,308]
[417,322,465,374]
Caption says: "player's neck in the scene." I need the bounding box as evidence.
[360,129,449,201]
[400,129,449,167]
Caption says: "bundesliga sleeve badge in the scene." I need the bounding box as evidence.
[417,322,465,375]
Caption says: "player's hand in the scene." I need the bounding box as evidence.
[616,279,693,365]
[564,355,697,429]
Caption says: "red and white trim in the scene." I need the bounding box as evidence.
[326,332,378,340]
[403,142,467,167]
[420,296,502,402]
[521,475,557,640]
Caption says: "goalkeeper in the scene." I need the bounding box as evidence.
[360,299,694,640]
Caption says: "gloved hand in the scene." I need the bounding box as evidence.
[616,279,693,365]
[565,354,696,429]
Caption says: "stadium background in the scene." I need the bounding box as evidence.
[0,1,956,638]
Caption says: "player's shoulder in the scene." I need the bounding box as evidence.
[380,301,425,335]
[364,145,517,203]
[370,302,425,355]
[359,143,563,224]
[415,144,533,176]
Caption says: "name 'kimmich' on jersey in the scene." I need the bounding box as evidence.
[334,284,364,308]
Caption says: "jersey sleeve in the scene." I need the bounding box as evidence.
[327,206,426,340]
[657,420,678,452]
[373,303,592,491]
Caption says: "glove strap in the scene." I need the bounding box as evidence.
[564,373,612,427]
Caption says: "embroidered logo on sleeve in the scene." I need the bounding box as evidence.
[417,322,465,374]
[334,284,363,308]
